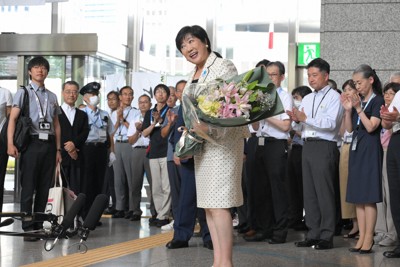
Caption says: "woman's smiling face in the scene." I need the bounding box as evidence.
[179,34,209,67]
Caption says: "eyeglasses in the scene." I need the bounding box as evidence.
[64,90,78,95]
[107,98,118,101]
[384,92,396,96]
[267,73,280,77]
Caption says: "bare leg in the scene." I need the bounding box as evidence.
[355,204,365,249]
[362,203,377,250]
[206,208,233,267]
[349,217,359,235]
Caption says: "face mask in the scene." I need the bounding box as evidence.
[294,99,301,109]
[89,95,100,106]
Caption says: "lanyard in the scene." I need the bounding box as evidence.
[357,93,376,125]
[30,86,48,120]
[85,106,103,128]
[150,105,169,124]
[118,107,132,136]
[311,88,331,118]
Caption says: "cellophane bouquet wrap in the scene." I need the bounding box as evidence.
[175,66,284,158]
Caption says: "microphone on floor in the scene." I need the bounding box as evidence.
[79,194,108,241]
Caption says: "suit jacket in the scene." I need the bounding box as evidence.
[59,108,90,166]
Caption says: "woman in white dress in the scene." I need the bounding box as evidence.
[175,25,249,267]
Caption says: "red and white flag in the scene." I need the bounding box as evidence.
[268,21,274,49]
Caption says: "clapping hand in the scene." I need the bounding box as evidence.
[287,107,306,123]
[340,93,353,111]
[166,110,178,125]
[381,105,399,122]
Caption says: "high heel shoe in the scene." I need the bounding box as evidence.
[359,241,374,254]
[343,230,359,239]
[348,247,361,252]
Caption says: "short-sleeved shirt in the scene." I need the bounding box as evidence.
[260,87,293,139]
[81,106,113,143]
[111,106,139,141]
[127,111,150,148]
[12,83,60,135]
[0,87,12,132]
[142,103,169,159]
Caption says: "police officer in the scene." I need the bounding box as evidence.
[80,82,114,222]
[7,56,62,241]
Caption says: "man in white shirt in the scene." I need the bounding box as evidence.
[110,86,140,219]
[0,86,12,213]
[126,94,153,221]
[380,72,400,258]
[287,58,343,250]
[59,81,89,195]
[245,61,292,244]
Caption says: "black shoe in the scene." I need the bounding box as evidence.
[237,226,251,234]
[343,230,359,239]
[334,225,343,236]
[243,232,270,242]
[295,239,320,247]
[359,241,374,254]
[192,231,202,237]
[348,247,361,252]
[312,240,333,250]
[103,207,117,215]
[268,237,286,244]
[383,249,400,258]
[96,221,103,227]
[149,218,159,226]
[112,210,125,218]
[166,239,189,249]
[203,240,213,250]
[124,211,133,219]
[156,219,169,227]
[130,214,141,221]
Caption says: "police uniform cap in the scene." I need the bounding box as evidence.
[80,82,101,95]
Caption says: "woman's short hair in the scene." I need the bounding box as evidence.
[175,25,211,54]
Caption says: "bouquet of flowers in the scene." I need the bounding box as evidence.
[175,66,284,157]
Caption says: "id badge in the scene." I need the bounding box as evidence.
[304,125,317,138]
[99,129,107,139]
[351,136,357,151]
[39,132,49,140]
[258,137,265,146]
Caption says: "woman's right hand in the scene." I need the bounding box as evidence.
[340,94,353,111]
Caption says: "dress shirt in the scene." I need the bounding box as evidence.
[12,83,60,135]
[127,111,150,148]
[299,85,344,142]
[61,102,76,126]
[260,87,293,139]
[111,106,139,141]
[83,107,112,143]
[388,91,400,133]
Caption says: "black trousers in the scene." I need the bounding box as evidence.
[102,164,117,209]
[81,143,108,219]
[260,138,289,240]
[387,133,400,250]
[0,136,9,213]
[61,160,82,195]
[20,138,56,230]
[302,140,339,242]
[250,141,275,236]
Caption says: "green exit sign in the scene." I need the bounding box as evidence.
[297,43,320,66]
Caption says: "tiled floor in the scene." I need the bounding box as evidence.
[2,173,400,267]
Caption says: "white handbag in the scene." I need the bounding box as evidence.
[43,164,65,228]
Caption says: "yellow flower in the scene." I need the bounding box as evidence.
[198,97,221,118]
